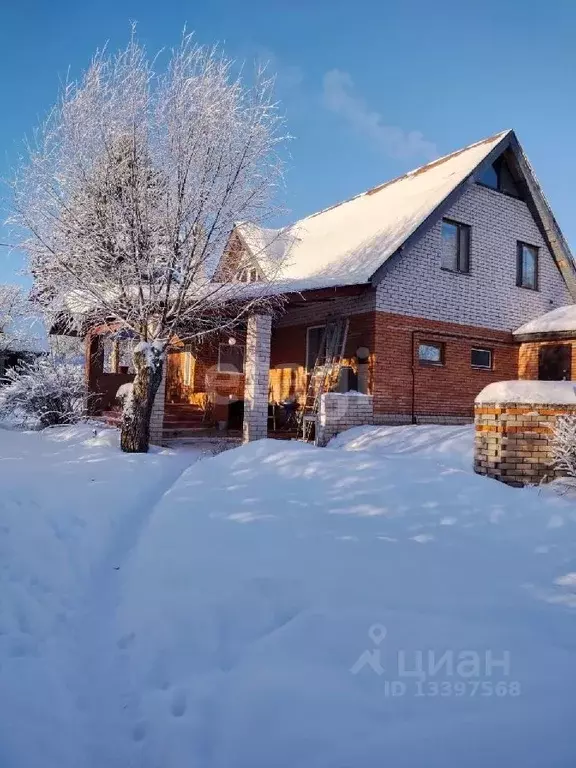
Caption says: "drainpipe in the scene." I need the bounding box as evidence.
[410,330,417,424]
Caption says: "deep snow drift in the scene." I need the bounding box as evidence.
[0,426,205,767]
[2,424,576,767]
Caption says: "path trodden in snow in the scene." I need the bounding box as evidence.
[0,425,205,768]
[1,424,576,767]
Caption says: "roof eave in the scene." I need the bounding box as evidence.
[506,132,576,301]
[370,131,576,300]
[369,131,514,286]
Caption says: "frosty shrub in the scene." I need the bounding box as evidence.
[551,414,576,478]
[0,356,87,429]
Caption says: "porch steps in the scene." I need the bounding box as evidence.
[162,426,215,439]
[101,403,212,437]
[101,408,122,427]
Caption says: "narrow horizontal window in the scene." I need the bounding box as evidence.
[418,342,444,366]
[517,242,539,290]
[441,219,470,273]
[471,348,492,369]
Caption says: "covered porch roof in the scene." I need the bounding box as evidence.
[514,304,576,341]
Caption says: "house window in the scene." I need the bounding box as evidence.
[237,267,261,283]
[218,343,245,373]
[517,242,539,290]
[118,340,135,374]
[306,325,326,371]
[183,348,195,386]
[471,348,492,370]
[102,337,117,373]
[440,219,470,273]
[477,155,521,198]
[418,342,445,366]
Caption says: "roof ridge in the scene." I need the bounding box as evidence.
[297,129,511,224]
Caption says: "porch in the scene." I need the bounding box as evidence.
[85,286,376,444]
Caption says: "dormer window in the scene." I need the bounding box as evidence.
[477,155,521,198]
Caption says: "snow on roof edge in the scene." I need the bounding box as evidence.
[514,305,576,336]
[300,129,512,227]
[227,130,511,290]
[476,380,576,405]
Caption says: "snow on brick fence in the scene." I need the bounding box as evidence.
[474,380,576,487]
[316,392,374,447]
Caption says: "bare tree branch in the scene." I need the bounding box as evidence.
[8,30,290,452]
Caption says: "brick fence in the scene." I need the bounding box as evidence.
[474,401,576,487]
[316,392,374,447]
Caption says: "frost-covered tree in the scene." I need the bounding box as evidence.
[0,284,43,357]
[10,31,287,452]
[551,415,576,478]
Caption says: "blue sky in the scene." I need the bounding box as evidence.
[1,0,575,285]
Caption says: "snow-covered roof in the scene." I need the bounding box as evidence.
[234,131,511,289]
[0,316,49,354]
[235,223,294,279]
[514,305,576,337]
[476,380,576,405]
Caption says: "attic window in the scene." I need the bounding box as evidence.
[477,155,521,198]
[237,267,261,283]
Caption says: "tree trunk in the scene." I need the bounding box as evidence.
[120,343,164,453]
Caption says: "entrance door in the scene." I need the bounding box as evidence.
[538,344,572,381]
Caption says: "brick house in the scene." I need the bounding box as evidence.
[86,129,576,442]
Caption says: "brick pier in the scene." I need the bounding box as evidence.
[243,314,272,442]
[474,400,576,487]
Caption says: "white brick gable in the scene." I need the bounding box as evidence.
[375,183,572,331]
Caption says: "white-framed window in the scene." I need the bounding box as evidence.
[218,343,245,374]
[418,342,444,366]
[102,335,135,374]
[236,267,261,283]
[102,337,115,373]
[471,348,492,370]
[118,340,135,373]
[183,347,195,386]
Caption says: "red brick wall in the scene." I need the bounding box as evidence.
[269,311,375,402]
[373,312,518,420]
[518,339,576,380]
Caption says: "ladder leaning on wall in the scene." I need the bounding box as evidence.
[298,316,349,441]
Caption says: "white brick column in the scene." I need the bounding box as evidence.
[149,363,166,446]
[243,314,272,443]
[317,392,374,447]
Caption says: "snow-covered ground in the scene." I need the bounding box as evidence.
[1,424,576,767]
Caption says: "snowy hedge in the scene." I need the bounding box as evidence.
[0,357,88,428]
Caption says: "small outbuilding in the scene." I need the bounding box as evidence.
[516,305,576,381]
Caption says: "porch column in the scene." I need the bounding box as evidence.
[243,314,272,443]
[85,332,103,414]
[149,362,166,446]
